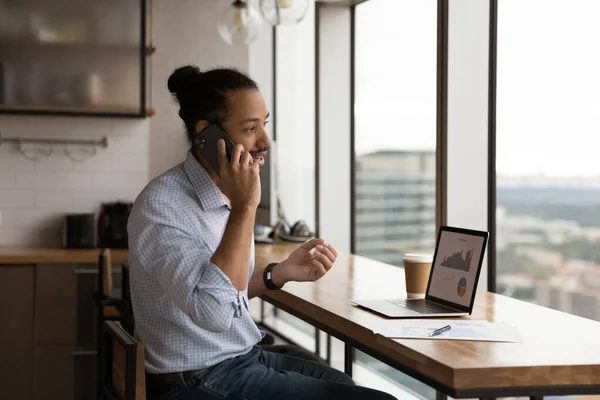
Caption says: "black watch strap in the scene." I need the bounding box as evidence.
[263,262,282,290]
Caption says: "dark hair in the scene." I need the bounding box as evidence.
[167,65,259,145]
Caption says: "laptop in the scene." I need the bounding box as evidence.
[352,226,489,318]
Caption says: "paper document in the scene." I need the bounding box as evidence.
[373,320,522,342]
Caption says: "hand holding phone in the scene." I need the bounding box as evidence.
[217,140,261,210]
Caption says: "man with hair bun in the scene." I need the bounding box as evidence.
[127,65,397,400]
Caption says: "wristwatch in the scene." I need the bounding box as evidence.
[263,262,282,290]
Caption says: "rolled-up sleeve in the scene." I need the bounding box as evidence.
[128,199,242,333]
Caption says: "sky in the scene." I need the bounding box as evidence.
[354,0,600,178]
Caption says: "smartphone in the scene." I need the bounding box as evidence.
[194,124,236,176]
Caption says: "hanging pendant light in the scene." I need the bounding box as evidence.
[259,0,309,26]
[218,0,263,45]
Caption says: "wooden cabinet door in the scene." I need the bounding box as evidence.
[34,345,75,400]
[34,264,103,400]
[33,345,98,400]
[35,264,78,345]
[33,263,122,400]
[0,265,35,400]
[34,265,78,400]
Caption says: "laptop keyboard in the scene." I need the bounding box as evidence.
[386,299,461,314]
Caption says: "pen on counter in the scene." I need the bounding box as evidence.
[429,324,451,337]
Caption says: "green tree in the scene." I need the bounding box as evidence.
[498,246,555,280]
[554,239,600,264]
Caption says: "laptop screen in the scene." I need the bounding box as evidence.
[427,228,487,308]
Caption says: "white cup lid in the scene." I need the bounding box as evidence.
[403,253,433,263]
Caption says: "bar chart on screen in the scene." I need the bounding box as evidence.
[441,248,474,272]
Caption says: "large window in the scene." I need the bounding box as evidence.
[275,1,316,233]
[353,0,437,266]
[496,0,600,321]
[353,0,438,397]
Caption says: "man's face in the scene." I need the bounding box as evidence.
[220,89,271,168]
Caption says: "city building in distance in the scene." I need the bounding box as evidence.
[355,150,436,266]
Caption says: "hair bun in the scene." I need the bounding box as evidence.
[167,65,202,96]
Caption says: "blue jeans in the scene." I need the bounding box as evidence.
[147,345,397,400]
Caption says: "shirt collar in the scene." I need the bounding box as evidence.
[183,151,228,211]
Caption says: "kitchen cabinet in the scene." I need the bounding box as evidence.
[0,262,122,400]
[33,264,122,400]
[0,265,35,400]
[35,265,78,345]
[34,344,75,400]
[34,265,79,400]
[0,0,150,117]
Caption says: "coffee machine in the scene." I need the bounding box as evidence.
[97,202,133,249]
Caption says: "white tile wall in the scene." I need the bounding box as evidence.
[0,0,261,246]
[0,115,150,246]
[148,0,250,178]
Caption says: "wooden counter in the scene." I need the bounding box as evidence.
[0,247,128,265]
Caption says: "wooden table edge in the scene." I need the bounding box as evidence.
[260,289,458,389]
[261,289,600,398]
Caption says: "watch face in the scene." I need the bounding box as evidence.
[267,271,272,280]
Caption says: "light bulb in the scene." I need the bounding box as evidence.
[234,7,245,31]
[259,0,309,26]
[218,0,262,45]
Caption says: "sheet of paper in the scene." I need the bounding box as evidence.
[372,319,523,342]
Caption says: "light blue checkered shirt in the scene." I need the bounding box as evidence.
[127,151,263,373]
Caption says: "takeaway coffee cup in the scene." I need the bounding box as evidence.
[403,254,434,299]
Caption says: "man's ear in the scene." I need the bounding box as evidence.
[195,120,210,134]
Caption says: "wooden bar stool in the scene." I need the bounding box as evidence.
[97,248,132,399]
[102,321,146,400]
[99,248,124,319]
[120,261,135,335]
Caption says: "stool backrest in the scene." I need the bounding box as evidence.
[100,248,113,297]
[103,321,146,400]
